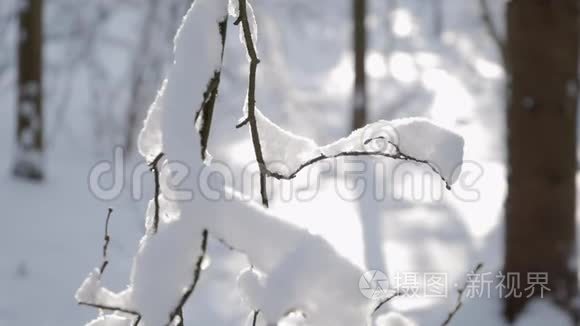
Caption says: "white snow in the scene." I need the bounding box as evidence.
[319,118,464,184]
[86,315,132,326]
[79,0,465,323]
[375,312,416,326]
[228,0,239,18]
[254,108,319,175]
[78,0,379,324]
[80,0,232,324]
[137,79,166,162]
[1,0,543,326]
[254,108,464,185]
[75,270,130,309]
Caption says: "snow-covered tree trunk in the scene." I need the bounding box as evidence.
[351,0,366,130]
[14,0,44,181]
[504,0,578,321]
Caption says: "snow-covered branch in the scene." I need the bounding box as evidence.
[78,301,142,326]
[148,152,164,234]
[372,291,402,315]
[194,15,229,162]
[254,110,464,189]
[235,0,270,208]
[442,263,484,326]
[77,0,466,325]
[99,208,113,275]
[250,310,260,326]
[167,229,209,326]
[76,208,142,326]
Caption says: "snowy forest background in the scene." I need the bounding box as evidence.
[1,0,579,325]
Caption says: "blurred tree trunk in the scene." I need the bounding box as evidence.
[352,0,366,130]
[124,0,195,151]
[14,0,44,181]
[504,0,578,321]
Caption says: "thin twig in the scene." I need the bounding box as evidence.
[194,17,229,161]
[176,308,184,326]
[167,229,209,326]
[78,302,142,326]
[149,152,164,233]
[442,263,484,326]
[237,0,269,208]
[99,208,113,275]
[236,117,249,128]
[372,291,403,314]
[210,233,247,255]
[251,310,260,326]
[264,137,452,190]
[79,208,143,325]
[208,232,257,272]
[365,137,451,189]
[478,0,507,67]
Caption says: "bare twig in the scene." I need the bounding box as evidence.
[251,310,260,326]
[79,302,142,326]
[149,152,164,233]
[208,231,258,273]
[210,233,247,256]
[99,208,114,275]
[194,16,229,161]
[176,308,184,326]
[365,137,451,189]
[264,137,453,190]
[236,117,249,128]
[167,229,209,326]
[478,0,507,66]
[235,0,454,207]
[442,263,484,326]
[237,0,269,208]
[372,291,403,314]
[79,208,142,325]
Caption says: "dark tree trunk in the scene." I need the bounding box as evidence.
[14,0,44,181]
[504,0,578,321]
[352,0,366,130]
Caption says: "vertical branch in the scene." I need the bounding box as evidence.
[167,229,209,326]
[196,17,229,161]
[251,310,260,326]
[236,0,269,207]
[99,208,113,275]
[442,263,483,326]
[176,308,184,326]
[78,208,143,325]
[149,152,164,233]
